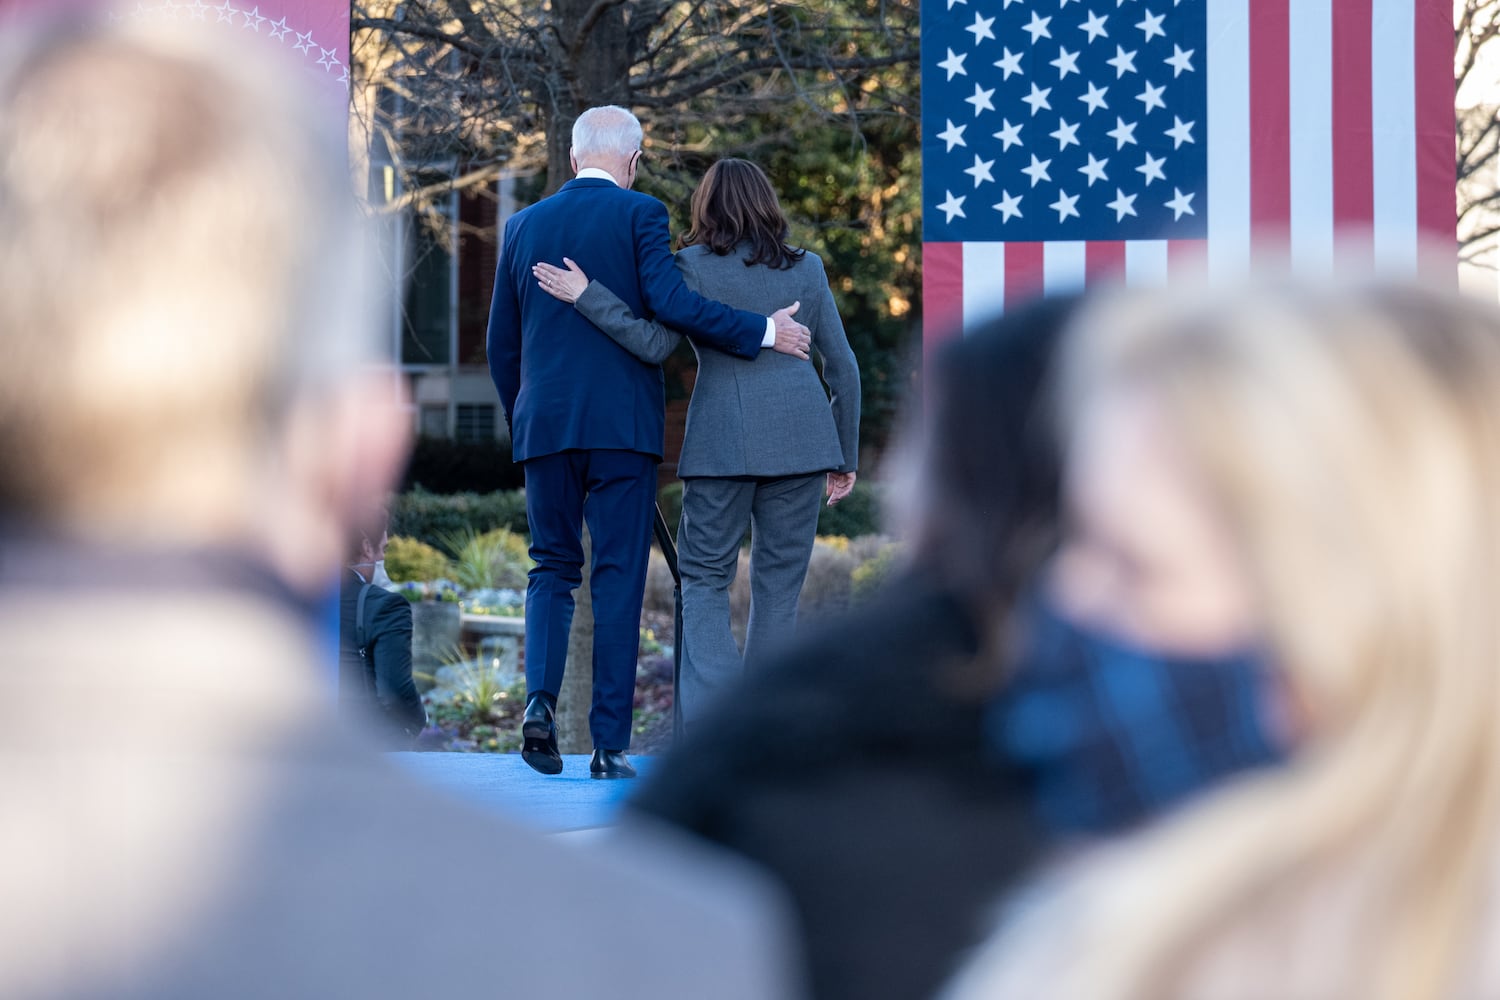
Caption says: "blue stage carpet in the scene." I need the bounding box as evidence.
[390,752,653,833]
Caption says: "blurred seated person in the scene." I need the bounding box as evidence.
[0,17,799,999]
[946,276,1500,1000]
[629,292,1286,1000]
[630,290,1290,1000]
[340,511,425,747]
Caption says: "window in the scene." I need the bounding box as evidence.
[419,404,448,439]
[455,404,496,442]
[400,194,455,366]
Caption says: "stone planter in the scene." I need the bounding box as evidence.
[409,600,462,684]
[462,612,525,688]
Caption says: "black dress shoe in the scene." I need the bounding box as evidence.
[589,749,637,780]
[520,695,563,776]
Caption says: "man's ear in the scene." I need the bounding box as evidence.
[569,148,578,174]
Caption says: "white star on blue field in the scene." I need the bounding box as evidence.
[922,0,1209,242]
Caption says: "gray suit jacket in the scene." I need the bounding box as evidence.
[575,243,860,479]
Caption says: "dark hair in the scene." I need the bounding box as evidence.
[347,504,390,564]
[681,158,806,270]
[903,295,1079,673]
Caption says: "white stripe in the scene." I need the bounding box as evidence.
[1288,0,1335,270]
[1043,241,1088,295]
[1206,0,1252,276]
[962,242,1007,330]
[1124,240,1171,286]
[1371,0,1418,273]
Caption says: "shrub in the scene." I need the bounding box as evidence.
[384,536,452,583]
[441,528,533,591]
[400,436,524,494]
[852,540,903,600]
[643,548,678,616]
[657,480,684,538]
[848,534,897,563]
[390,487,529,549]
[798,539,859,615]
[816,480,883,539]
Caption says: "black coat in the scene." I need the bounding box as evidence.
[338,570,426,747]
[631,574,1045,1000]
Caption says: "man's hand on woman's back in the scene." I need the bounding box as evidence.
[771,302,811,359]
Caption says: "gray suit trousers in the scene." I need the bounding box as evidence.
[678,473,825,726]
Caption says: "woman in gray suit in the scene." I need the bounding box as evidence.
[533,158,860,726]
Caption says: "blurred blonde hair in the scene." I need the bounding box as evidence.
[0,19,376,537]
[954,277,1500,1000]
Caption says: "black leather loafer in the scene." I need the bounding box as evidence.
[589,749,637,780]
[520,695,563,776]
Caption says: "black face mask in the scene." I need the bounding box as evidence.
[986,593,1287,835]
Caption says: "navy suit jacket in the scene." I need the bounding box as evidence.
[487,177,767,462]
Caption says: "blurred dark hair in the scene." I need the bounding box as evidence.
[681,158,805,270]
[347,504,390,564]
[895,295,1078,681]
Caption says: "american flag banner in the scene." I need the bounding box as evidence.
[921,0,1457,346]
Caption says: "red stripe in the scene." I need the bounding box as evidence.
[1004,243,1046,310]
[1167,239,1209,278]
[1085,241,1126,286]
[1413,0,1456,248]
[1331,0,1375,252]
[922,242,964,363]
[1249,0,1291,254]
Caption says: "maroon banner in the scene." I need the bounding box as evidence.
[0,0,350,114]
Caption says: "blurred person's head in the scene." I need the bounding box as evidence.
[889,295,1078,680]
[346,506,389,573]
[0,18,408,597]
[682,158,804,270]
[954,277,1500,1000]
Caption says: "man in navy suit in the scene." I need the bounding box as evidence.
[487,105,812,779]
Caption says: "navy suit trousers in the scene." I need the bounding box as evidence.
[523,448,656,751]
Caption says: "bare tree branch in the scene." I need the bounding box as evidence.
[1458,1,1500,265]
[352,0,919,287]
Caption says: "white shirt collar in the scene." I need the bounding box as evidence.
[575,167,620,186]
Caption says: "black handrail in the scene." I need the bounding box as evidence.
[651,503,684,740]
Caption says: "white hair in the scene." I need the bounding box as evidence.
[571,105,643,159]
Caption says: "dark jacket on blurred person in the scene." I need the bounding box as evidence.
[632,572,1045,1000]
[338,568,425,747]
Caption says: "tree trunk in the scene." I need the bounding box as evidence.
[555,525,594,753]
[543,0,635,194]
